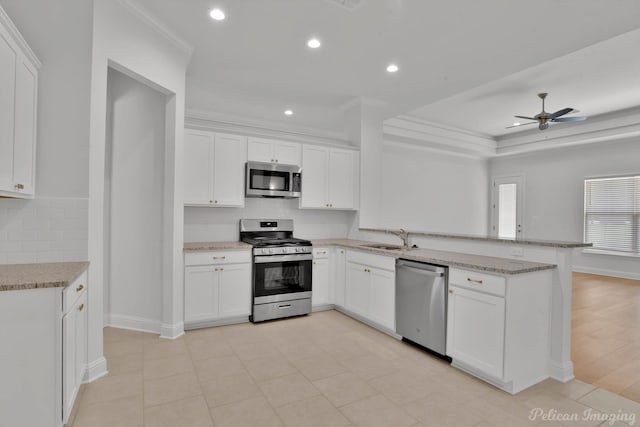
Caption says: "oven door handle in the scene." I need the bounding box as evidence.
[254,254,313,263]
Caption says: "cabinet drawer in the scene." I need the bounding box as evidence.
[63,271,87,314]
[185,250,251,266]
[346,250,395,272]
[313,247,330,259]
[449,268,505,297]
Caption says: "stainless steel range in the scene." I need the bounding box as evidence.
[240,219,312,322]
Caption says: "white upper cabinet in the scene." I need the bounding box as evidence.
[184,129,247,207]
[300,144,358,210]
[0,7,40,198]
[247,137,301,165]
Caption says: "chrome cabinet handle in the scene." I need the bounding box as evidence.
[467,278,483,285]
[76,284,84,292]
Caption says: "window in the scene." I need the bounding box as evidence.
[584,175,640,255]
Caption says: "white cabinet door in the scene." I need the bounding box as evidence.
[312,257,330,306]
[345,262,369,318]
[247,138,274,163]
[447,285,505,379]
[11,58,37,195]
[328,149,354,209]
[184,266,218,322]
[368,267,395,330]
[217,263,251,317]
[333,248,346,307]
[300,145,328,208]
[212,133,246,207]
[75,292,87,388]
[0,31,16,191]
[62,303,77,423]
[273,141,301,165]
[184,130,213,204]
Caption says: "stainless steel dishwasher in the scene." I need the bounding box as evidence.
[396,258,449,358]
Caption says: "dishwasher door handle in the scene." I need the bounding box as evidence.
[399,265,444,278]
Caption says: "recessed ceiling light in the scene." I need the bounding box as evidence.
[386,64,399,73]
[512,122,521,127]
[307,38,321,49]
[209,8,225,21]
[284,109,294,116]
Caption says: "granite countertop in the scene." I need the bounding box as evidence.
[184,241,252,251]
[0,262,90,292]
[312,239,556,275]
[360,228,592,249]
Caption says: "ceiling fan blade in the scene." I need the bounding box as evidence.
[505,121,537,129]
[514,115,537,120]
[553,116,587,122]
[550,107,573,119]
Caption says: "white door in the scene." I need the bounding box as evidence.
[212,133,247,207]
[0,32,17,190]
[184,266,218,322]
[491,175,524,238]
[368,267,395,330]
[217,263,251,318]
[345,262,369,317]
[184,130,213,204]
[12,58,37,195]
[328,149,354,209]
[273,141,301,165]
[300,145,328,208]
[247,137,274,163]
[312,257,330,306]
[447,286,505,379]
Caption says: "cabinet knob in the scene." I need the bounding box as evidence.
[449,290,453,294]
[219,268,224,271]
[313,261,316,264]
[209,200,213,203]
[214,200,218,204]
[467,278,483,285]
[78,303,84,311]
[76,284,84,292]
[14,183,24,190]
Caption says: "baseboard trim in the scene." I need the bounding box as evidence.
[185,316,249,330]
[573,265,640,280]
[312,304,335,312]
[334,306,401,340]
[160,321,185,340]
[85,356,108,383]
[549,359,575,383]
[105,313,161,334]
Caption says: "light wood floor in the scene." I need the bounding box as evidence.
[572,272,640,402]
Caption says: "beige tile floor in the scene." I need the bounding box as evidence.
[68,310,640,427]
[572,272,640,402]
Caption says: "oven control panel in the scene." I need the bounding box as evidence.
[254,246,313,256]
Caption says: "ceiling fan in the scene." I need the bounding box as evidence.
[507,93,587,130]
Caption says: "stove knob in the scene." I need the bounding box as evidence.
[268,248,274,254]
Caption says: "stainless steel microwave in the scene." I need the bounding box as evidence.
[245,162,302,198]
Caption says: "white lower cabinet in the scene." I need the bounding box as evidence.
[446,267,552,394]
[312,248,330,307]
[184,250,251,328]
[63,288,87,423]
[332,248,346,308]
[345,250,395,331]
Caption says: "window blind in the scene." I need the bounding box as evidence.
[584,175,640,255]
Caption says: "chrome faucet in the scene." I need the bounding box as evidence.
[390,228,410,249]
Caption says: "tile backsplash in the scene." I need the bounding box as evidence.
[0,197,88,264]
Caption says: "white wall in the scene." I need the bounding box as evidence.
[489,137,640,279]
[369,141,489,234]
[105,69,165,332]
[185,199,356,242]
[0,0,92,263]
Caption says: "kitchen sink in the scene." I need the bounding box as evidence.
[362,243,405,251]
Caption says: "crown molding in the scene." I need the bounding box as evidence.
[0,4,42,68]
[383,115,497,157]
[117,0,194,60]
[495,106,640,156]
[185,109,353,148]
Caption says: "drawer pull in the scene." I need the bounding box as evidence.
[212,256,226,260]
[317,251,326,255]
[15,183,24,190]
[76,284,84,292]
[78,303,84,312]
[278,304,292,310]
[467,278,483,285]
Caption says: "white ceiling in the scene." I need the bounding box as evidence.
[135,0,640,139]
